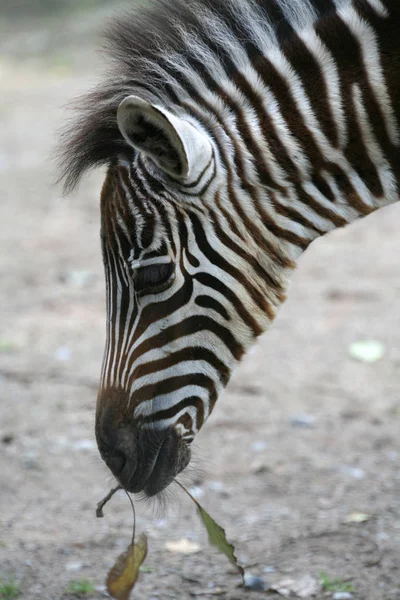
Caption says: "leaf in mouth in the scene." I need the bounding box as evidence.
[96,480,245,599]
[106,534,148,600]
[96,485,147,599]
[176,482,244,583]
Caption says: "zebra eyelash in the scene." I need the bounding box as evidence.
[133,262,176,296]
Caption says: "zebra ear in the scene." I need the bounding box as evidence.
[117,95,213,183]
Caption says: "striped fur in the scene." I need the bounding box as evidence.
[60,0,400,482]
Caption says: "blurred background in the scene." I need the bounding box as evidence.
[0,2,400,599]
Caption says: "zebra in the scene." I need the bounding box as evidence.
[59,0,400,497]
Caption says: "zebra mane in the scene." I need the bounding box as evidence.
[58,0,342,193]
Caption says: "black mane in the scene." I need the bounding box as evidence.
[57,0,336,192]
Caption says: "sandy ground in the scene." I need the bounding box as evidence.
[0,5,400,600]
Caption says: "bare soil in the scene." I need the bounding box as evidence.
[1,6,399,600]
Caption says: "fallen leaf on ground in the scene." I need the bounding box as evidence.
[270,574,320,598]
[344,512,370,523]
[0,339,17,353]
[106,534,148,600]
[348,340,385,363]
[165,539,201,554]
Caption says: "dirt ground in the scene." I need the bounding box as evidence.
[1,4,399,600]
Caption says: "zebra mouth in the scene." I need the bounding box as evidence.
[121,429,191,497]
[142,434,191,497]
[97,412,192,497]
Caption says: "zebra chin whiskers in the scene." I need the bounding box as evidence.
[176,445,223,490]
[136,481,181,517]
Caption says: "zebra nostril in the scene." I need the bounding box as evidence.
[107,449,127,476]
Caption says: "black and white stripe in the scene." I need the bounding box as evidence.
[60,0,400,441]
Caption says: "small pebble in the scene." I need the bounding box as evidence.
[340,465,365,480]
[21,451,41,470]
[66,269,94,288]
[208,480,224,491]
[31,584,43,595]
[55,346,71,361]
[0,152,10,172]
[188,486,204,499]
[263,566,276,574]
[154,518,168,529]
[251,440,268,452]
[73,439,96,451]
[94,584,107,594]
[1,433,15,445]
[65,561,83,572]
[244,573,266,591]
[245,514,260,526]
[250,460,269,474]
[24,543,38,551]
[290,414,316,428]
[333,593,353,600]
[386,451,398,462]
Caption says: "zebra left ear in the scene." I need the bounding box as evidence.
[117,95,213,183]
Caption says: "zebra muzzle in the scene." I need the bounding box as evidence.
[98,424,191,496]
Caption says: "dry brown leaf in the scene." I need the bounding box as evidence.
[106,534,148,600]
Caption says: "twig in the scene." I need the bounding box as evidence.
[175,480,198,503]
[189,590,227,597]
[124,489,136,546]
[96,485,123,518]
[1,368,98,390]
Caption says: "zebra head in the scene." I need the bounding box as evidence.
[95,96,292,496]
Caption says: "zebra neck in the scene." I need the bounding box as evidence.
[222,1,400,261]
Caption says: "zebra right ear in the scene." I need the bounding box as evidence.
[117,96,213,184]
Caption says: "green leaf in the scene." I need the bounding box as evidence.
[139,565,153,573]
[196,504,244,581]
[67,579,94,596]
[0,579,20,600]
[0,339,17,354]
[318,572,354,593]
[177,483,244,582]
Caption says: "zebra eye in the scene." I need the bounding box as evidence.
[134,262,175,296]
